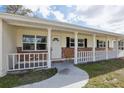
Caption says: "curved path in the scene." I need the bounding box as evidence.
[18,62,89,88]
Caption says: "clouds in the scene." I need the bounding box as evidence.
[76,5,104,18]
[24,5,124,34]
[25,5,67,22]
[70,5,124,33]
[51,10,66,22]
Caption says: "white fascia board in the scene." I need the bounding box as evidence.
[0,13,124,37]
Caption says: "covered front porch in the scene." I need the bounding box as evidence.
[7,25,124,71]
[0,14,124,73]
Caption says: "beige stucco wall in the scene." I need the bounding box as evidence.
[16,27,48,47]
[15,27,116,48]
[15,28,94,48]
[0,20,17,77]
[3,24,16,54]
[52,31,74,47]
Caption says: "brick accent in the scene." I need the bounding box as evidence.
[17,47,114,59]
[17,54,48,61]
[16,47,48,61]
[62,47,114,58]
[62,48,74,58]
[95,48,113,51]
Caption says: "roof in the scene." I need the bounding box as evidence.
[0,13,124,38]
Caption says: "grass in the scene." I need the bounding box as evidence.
[76,58,124,88]
[0,68,57,88]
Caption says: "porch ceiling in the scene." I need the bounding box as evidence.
[1,13,124,38]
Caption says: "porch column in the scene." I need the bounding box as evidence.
[116,38,119,58]
[105,37,108,60]
[0,19,3,77]
[0,19,7,77]
[74,32,78,64]
[93,34,96,62]
[47,28,51,68]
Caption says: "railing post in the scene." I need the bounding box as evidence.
[7,55,9,71]
[33,53,36,68]
[93,34,96,62]
[74,32,78,64]
[29,54,31,68]
[47,28,51,68]
[13,54,15,70]
[106,37,108,60]
[42,53,44,67]
[38,53,40,67]
[24,54,26,69]
[18,54,20,70]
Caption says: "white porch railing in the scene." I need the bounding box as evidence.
[77,51,93,63]
[108,50,117,59]
[8,53,48,71]
[95,51,106,61]
[77,50,117,63]
[118,50,124,57]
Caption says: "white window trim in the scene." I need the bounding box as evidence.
[97,40,106,48]
[69,38,74,48]
[22,35,47,51]
[119,40,124,50]
[78,39,85,48]
[69,38,85,48]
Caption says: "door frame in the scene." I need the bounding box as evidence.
[51,35,62,59]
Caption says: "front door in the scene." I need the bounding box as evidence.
[52,36,61,59]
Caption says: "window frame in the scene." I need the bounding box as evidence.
[97,40,106,48]
[78,39,85,48]
[69,38,75,48]
[22,35,47,51]
[69,38,85,48]
[118,40,124,50]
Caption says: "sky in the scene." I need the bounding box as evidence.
[1,5,124,34]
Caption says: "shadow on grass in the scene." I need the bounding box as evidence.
[0,68,57,88]
[76,58,124,78]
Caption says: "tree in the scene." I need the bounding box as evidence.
[5,5,32,16]
[33,8,40,18]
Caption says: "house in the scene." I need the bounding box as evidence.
[0,13,124,77]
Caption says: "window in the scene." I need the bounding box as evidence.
[36,36,47,50]
[78,39,84,47]
[66,37,70,48]
[97,40,106,48]
[119,40,124,50]
[70,38,75,47]
[66,37,87,48]
[108,41,109,48]
[23,35,35,50]
[23,35,47,51]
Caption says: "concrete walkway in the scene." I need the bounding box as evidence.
[17,62,89,88]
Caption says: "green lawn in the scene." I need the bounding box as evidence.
[0,68,57,88]
[76,58,124,88]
